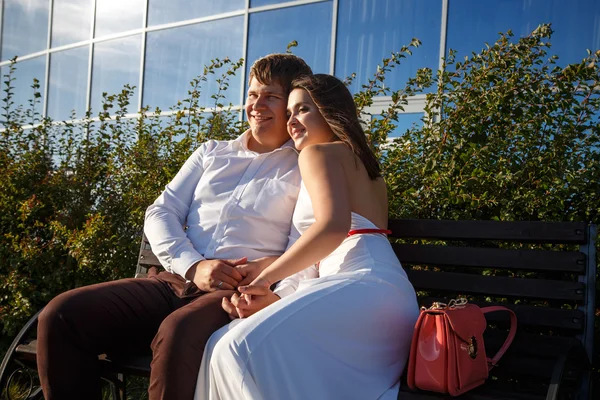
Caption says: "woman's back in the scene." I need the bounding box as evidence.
[307,141,388,230]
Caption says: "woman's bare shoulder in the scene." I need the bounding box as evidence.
[298,142,350,163]
[300,142,353,159]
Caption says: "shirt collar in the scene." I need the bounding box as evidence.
[237,129,298,154]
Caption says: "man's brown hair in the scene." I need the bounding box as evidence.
[249,53,312,94]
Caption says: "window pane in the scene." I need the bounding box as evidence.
[47,46,89,121]
[375,112,424,139]
[250,0,288,7]
[336,0,442,94]
[246,2,332,85]
[447,0,600,66]
[148,0,244,26]
[143,17,244,110]
[148,113,219,142]
[1,0,49,61]
[0,56,46,126]
[95,0,145,38]
[91,36,141,115]
[51,0,93,47]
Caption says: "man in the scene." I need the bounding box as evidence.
[36,53,312,400]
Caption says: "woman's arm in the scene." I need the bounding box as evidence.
[249,144,351,287]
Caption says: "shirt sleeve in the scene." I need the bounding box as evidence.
[144,143,209,279]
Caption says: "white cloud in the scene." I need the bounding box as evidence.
[51,0,93,47]
[95,0,145,37]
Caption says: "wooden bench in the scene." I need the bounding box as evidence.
[390,220,596,399]
[0,220,596,399]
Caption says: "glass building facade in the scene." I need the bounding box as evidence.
[1,0,599,136]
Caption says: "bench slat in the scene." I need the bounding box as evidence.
[407,270,585,300]
[15,341,36,355]
[492,355,555,378]
[16,339,152,378]
[101,354,152,377]
[394,244,585,273]
[138,248,161,268]
[398,392,544,400]
[389,220,588,243]
[418,297,584,330]
[400,383,547,400]
[484,331,575,357]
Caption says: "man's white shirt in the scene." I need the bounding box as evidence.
[144,130,301,279]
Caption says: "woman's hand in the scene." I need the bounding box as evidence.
[235,284,280,317]
[245,275,272,289]
[236,257,278,286]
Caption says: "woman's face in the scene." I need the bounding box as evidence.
[287,88,334,151]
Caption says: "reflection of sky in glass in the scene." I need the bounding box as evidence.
[87,113,226,143]
[51,0,93,47]
[0,56,46,124]
[47,46,89,121]
[95,0,145,38]
[250,0,288,7]
[336,0,441,95]
[161,112,217,142]
[91,36,141,115]
[143,17,244,110]
[148,0,244,26]
[375,112,424,139]
[447,0,600,66]
[1,0,49,61]
[246,2,332,88]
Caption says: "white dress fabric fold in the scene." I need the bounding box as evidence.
[194,183,419,400]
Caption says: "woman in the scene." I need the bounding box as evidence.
[194,74,419,400]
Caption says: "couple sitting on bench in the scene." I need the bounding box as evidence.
[37,53,419,400]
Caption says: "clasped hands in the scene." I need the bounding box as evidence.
[186,256,279,320]
[222,280,279,320]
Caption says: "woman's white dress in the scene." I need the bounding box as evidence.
[194,183,419,400]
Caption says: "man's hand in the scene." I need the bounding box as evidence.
[236,256,278,286]
[185,258,247,292]
[221,295,241,320]
[222,287,280,319]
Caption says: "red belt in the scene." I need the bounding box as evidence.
[347,228,392,237]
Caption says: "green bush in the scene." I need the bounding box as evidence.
[381,24,600,224]
[0,25,598,371]
[0,57,245,338]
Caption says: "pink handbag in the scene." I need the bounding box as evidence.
[407,298,517,396]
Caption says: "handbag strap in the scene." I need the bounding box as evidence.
[481,306,517,371]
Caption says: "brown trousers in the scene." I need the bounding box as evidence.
[36,271,235,400]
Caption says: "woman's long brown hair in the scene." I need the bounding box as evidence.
[291,74,381,180]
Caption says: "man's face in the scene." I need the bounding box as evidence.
[245,78,290,153]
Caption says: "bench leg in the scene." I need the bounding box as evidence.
[118,373,127,400]
[103,373,127,400]
[0,311,43,400]
[1,363,43,400]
